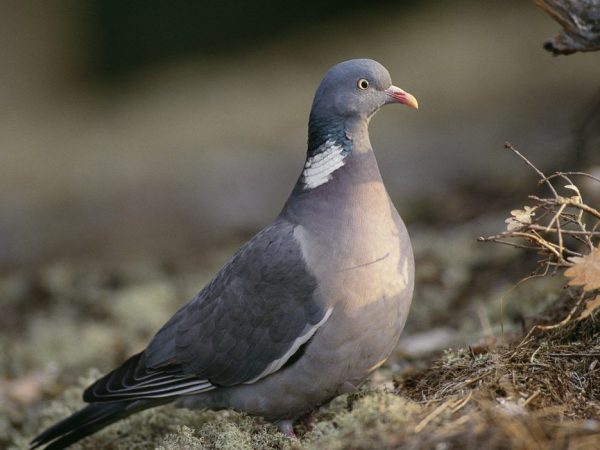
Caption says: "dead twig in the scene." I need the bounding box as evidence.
[479,143,600,276]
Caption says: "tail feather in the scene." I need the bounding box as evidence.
[30,399,168,450]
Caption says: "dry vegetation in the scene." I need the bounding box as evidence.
[2,147,600,449]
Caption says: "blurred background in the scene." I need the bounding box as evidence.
[2,1,600,446]
[2,0,599,268]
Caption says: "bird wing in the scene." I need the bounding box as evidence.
[84,218,329,402]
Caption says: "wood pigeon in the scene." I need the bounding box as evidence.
[31,58,418,449]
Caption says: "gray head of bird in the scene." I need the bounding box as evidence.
[309,59,418,124]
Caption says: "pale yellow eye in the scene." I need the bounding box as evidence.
[357,79,369,90]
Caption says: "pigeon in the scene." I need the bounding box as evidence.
[31,58,418,449]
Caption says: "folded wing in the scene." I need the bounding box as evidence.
[84,218,328,402]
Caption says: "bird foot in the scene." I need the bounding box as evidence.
[275,419,296,438]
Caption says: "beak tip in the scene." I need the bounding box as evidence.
[385,86,419,110]
[404,93,419,110]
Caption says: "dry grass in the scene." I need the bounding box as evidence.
[388,147,600,450]
[397,290,600,450]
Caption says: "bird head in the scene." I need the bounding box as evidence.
[310,59,418,123]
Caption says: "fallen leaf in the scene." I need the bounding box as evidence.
[577,295,600,321]
[565,244,600,291]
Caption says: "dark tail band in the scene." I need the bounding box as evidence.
[31,398,169,450]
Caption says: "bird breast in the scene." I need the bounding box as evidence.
[293,179,413,314]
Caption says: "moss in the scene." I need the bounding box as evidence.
[111,281,179,337]
[157,425,204,449]
[301,390,423,450]
[12,313,117,374]
[157,412,287,450]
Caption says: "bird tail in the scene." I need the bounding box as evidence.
[30,398,169,450]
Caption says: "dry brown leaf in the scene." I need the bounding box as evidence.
[565,244,600,291]
[577,295,600,321]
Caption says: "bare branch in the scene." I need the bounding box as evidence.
[543,172,600,184]
[504,142,559,199]
[481,145,599,275]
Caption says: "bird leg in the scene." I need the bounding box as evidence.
[275,419,296,438]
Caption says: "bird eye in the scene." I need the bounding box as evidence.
[357,79,369,90]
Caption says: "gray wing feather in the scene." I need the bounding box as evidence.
[145,218,325,387]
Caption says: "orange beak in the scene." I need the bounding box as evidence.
[384,85,419,109]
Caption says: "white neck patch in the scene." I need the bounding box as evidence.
[302,139,347,190]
